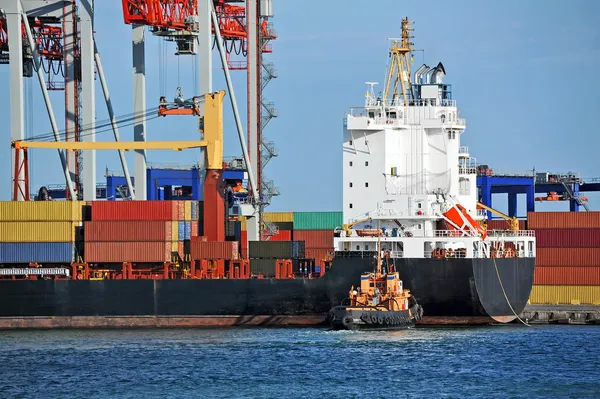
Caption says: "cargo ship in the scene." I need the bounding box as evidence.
[0,18,536,328]
[330,18,536,323]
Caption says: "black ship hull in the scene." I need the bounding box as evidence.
[0,257,535,323]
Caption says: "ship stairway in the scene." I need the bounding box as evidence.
[560,180,590,211]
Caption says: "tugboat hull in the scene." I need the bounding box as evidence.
[328,304,423,331]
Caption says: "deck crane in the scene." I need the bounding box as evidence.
[476,202,520,231]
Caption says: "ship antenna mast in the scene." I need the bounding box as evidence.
[383,17,414,106]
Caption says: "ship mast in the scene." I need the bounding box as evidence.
[383,17,414,106]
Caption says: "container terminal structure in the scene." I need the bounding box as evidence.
[0,5,599,328]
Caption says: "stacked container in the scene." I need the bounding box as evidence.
[292,211,341,273]
[0,201,83,264]
[83,200,200,263]
[248,241,306,277]
[528,211,600,305]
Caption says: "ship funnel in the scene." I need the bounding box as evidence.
[430,62,446,84]
[414,64,429,85]
[420,67,431,84]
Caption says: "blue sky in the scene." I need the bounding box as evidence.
[1,0,599,215]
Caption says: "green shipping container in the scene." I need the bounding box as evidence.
[293,212,343,230]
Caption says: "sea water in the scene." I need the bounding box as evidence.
[0,325,598,398]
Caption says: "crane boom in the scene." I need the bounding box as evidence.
[476,202,520,231]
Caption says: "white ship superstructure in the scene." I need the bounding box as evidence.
[334,18,535,260]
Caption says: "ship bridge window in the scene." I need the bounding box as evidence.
[349,140,353,145]
[349,161,353,166]
[365,161,369,166]
[418,203,422,209]
[349,182,353,188]
[387,112,397,119]
[368,112,375,118]
[349,203,353,209]
[365,182,369,187]
[365,245,369,250]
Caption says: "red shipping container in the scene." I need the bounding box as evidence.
[84,221,171,242]
[84,241,169,263]
[293,230,334,248]
[269,230,292,241]
[305,248,331,267]
[534,229,600,248]
[177,241,184,260]
[241,247,248,259]
[536,248,600,267]
[91,201,173,221]
[486,220,527,230]
[533,266,600,285]
[191,221,199,237]
[190,240,239,260]
[528,212,600,229]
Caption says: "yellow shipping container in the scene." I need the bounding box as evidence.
[184,201,192,221]
[0,201,83,221]
[240,216,247,231]
[529,285,600,305]
[171,221,179,241]
[171,241,178,252]
[263,212,294,223]
[0,221,78,242]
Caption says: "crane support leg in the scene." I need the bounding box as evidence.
[6,1,25,200]
[133,24,147,200]
[508,193,517,218]
[12,147,29,201]
[19,0,77,200]
[211,3,261,241]
[80,0,96,200]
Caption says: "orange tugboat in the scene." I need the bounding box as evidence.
[328,230,423,331]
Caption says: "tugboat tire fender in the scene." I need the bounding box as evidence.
[377,316,384,324]
[342,316,354,328]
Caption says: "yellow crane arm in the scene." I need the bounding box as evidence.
[11,90,226,170]
[342,217,372,235]
[476,201,520,230]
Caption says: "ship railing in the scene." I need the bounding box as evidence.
[433,230,471,238]
[424,250,467,259]
[476,209,487,217]
[473,250,535,259]
[487,230,535,237]
[459,167,477,175]
[458,146,469,154]
[383,98,457,107]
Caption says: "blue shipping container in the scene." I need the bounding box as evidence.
[184,222,191,240]
[178,222,186,241]
[191,201,199,220]
[0,242,75,263]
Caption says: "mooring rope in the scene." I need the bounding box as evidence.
[493,257,531,327]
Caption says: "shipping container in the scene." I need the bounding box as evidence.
[241,230,248,249]
[249,241,305,259]
[184,201,192,221]
[84,242,169,263]
[177,201,185,221]
[534,229,600,248]
[191,201,199,220]
[536,248,600,266]
[190,240,239,260]
[269,230,292,241]
[191,221,198,237]
[83,221,171,242]
[534,266,600,285]
[486,220,527,230]
[249,258,276,277]
[0,201,84,221]
[0,222,77,242]
[184,222,191,240]
[0,242,76,263]
[178,221,186,241]
[529,285,600,305]
[293,230,334,248]
[293,212,343,230]
[171,240,178,254]
[263,212,294,223]
[528,212,600,229]
[272,222,294,231]
[305,248,331,267]
[91,201,173,221]
[171,221,179,241]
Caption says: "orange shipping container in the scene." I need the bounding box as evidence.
[486,220,527,230]
[269,230,292,241]
[534,229,600,248]
[528,212,600,229]
[534,266,600,285]
[293,230,334,248]
[536,248,600,267]
[190,240,239,260]
[84,242,169,263]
